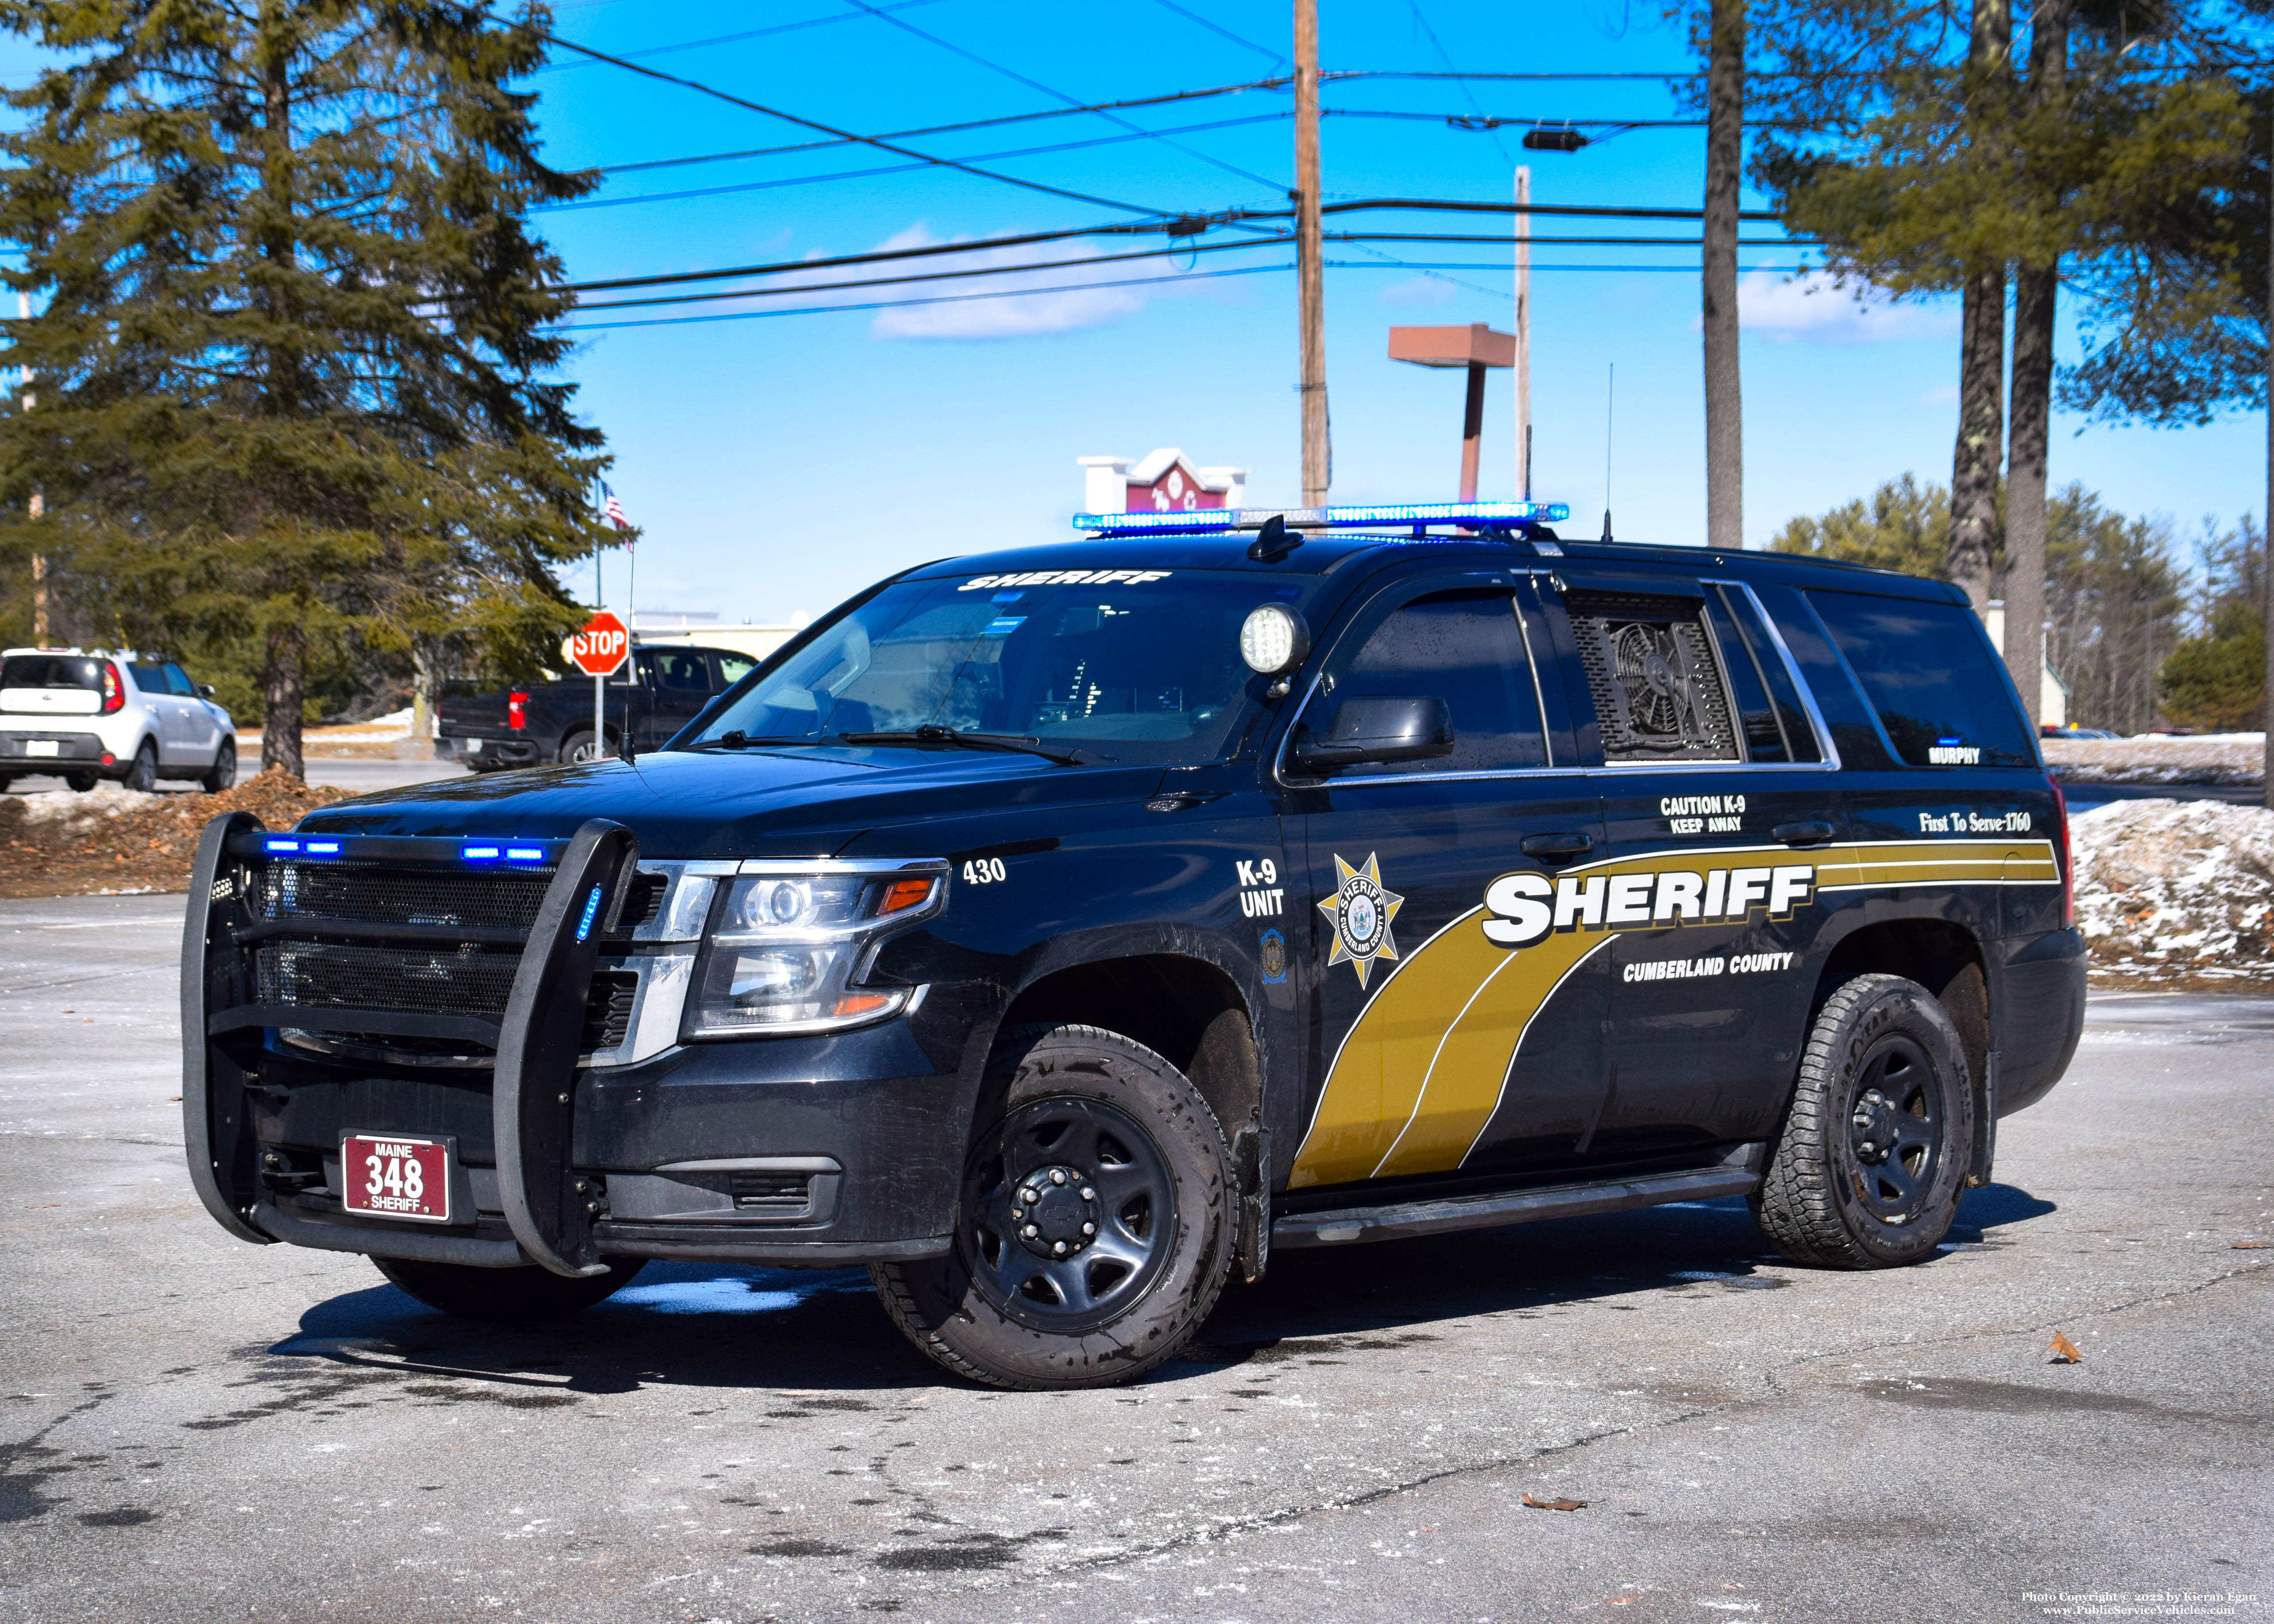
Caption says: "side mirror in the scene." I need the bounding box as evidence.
[1289,694,1454,775]
[200,684,216,697]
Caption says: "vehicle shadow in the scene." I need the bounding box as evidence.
[267,1183,2058,1396]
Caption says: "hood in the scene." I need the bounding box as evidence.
[297,745,1169,859]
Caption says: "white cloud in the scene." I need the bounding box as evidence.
[1378,275,1459,309]
[838,226,1214,342]
[1737,270,1958,345]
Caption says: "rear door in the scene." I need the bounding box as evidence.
[1558,571,1849,1159]
[637,648,712,748]
[1283,568,1607,1196]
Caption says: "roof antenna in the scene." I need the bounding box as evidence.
[1600,361,1615,542]
[1247,513,1303,562]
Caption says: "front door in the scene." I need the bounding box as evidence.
[1282,570,1606,1197]
[165,664,219,764]
[1559,575,1848,1158]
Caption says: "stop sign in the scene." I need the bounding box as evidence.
[568,612,630,677]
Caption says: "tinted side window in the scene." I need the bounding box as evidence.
[130,665,170,693]
[1333,587,1545,775]
[653,650,709,692]
[1566,590,1741,764]
[164,664,199,698]
[714,653,756,688]
[1807,589,2036,768]
[1713,586,1822,762]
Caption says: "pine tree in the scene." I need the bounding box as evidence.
[0,0,611,776]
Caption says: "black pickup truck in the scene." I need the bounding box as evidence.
[439,645,756,769]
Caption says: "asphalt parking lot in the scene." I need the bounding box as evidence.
[0,894,2266,1624]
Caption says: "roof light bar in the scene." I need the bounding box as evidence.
[1072,501,1569,536]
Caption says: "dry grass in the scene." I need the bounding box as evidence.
[0,768,353,897]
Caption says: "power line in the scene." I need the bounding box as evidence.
[544,114,1289,214]
[1151,0,1286,64]
[584,74,1294,176]
[556,197,1793,295]
[831,0,1286,193]
[531,0,958,74]
[534,30,1177,218]
[558,257,1816,332]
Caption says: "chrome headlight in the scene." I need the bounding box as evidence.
[686,861,946,1038]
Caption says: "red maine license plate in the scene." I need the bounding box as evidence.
[341,1134,453,1224]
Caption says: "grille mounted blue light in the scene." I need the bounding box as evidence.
[1073,501,1570,537]
[263,837,301,853]
[506,846,545,862]
[575,883,603,943]
[462,845,501,860]
[304,841,341,855]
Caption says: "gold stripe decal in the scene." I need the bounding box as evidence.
[1287,837,2059,1190]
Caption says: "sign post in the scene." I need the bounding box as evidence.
[568,611,631,760]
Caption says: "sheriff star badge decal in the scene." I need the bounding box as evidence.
[1320,852,1404,988]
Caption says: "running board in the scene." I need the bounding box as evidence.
[1271,1145,1766,1249]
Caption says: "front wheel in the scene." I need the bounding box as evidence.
[872,1023,1235,1389]
[1752,973,1977,1268]
[63,770,96,793]
[374,1256,645,1321]
[200,739,236,794]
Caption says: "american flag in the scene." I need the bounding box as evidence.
[601,481,629,532]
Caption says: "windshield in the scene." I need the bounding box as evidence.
[688,569,1311,764]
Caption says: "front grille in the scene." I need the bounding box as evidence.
[731,1172,812,1212]
[257,939,522,1018]
[254,862,552,931]
[581,971,638,1050]
[613,872,666,933]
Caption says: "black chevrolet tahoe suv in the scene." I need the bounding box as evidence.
[183,503,2086,1389]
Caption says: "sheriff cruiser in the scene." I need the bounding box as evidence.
[182,500,2086,1389]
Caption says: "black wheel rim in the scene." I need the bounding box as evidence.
[1842,1034,1945,1223]
[960,1095,1177,1334]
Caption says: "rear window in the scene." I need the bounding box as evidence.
[1,656,103,690]
[1807,590,2037,768]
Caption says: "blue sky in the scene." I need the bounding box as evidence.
[12,1,2269,623]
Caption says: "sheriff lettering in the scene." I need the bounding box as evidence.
[1482,862,1817,950]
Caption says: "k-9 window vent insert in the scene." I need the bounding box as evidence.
[1567,590,1742,763]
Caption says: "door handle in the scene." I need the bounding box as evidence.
[1521,831,1595,859]
[1773,820,1835,847]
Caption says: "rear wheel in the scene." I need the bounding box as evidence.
[559,729,609,764]
[200,739,236,794]
[1752,973,1976,1268]
[872,1022,1235,1390]
[374,1256,645,1321]
[122,739,157,794]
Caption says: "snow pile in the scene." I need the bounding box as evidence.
[2045,734,2265,786]
[2072,798,2274,985]
[13,784,159,826]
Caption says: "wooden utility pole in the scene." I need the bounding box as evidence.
[2004,0,2071,732]
[1514,166,1533,499]
[1702,0,1745,550]
[1293,0,1329,506]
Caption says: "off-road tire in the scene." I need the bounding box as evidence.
[122,739,157,794]
[200,740,236,794]
[872,1022,1235,1390]
[1753,973,1976,1268]
[374,1256,645,1321]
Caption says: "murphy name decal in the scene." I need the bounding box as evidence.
[1288,837,2062,1192]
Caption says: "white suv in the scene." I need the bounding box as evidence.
[0,648,237,793]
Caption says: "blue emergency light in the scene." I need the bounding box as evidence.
[1073,501,1570,537]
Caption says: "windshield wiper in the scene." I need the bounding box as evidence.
[693,732,831,750]
[837,725,1087,767]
